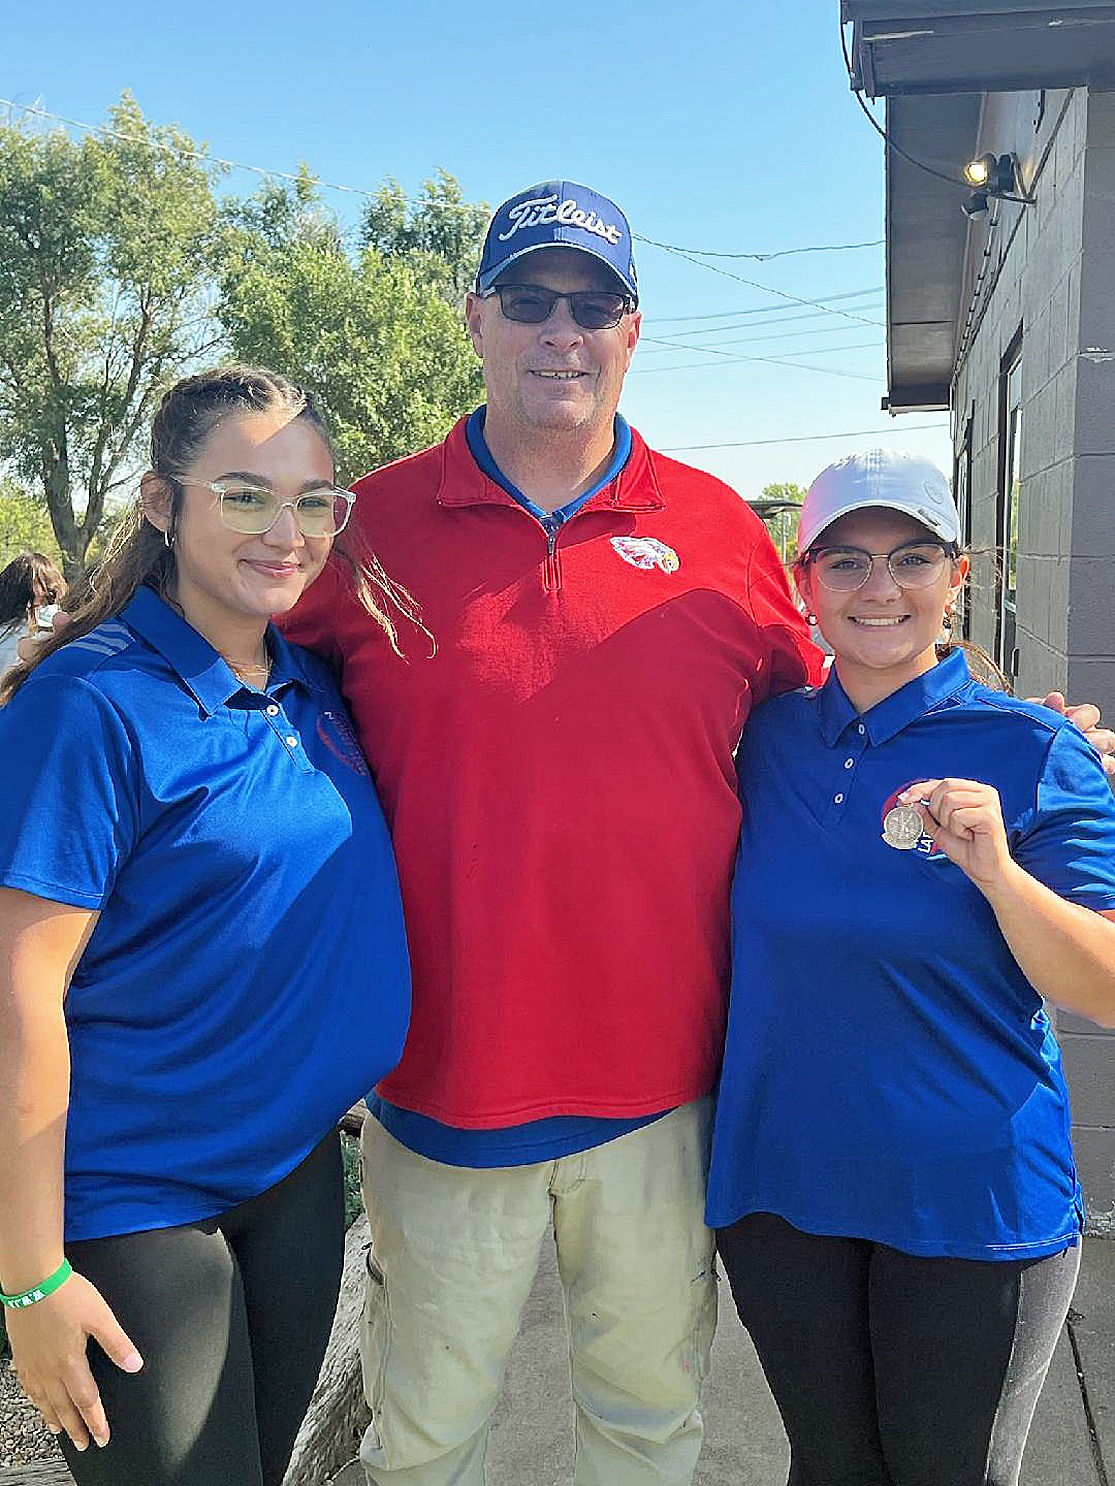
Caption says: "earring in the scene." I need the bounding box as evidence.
[941,608,953,633]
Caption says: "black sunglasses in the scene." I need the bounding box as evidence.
[482,283,635,330]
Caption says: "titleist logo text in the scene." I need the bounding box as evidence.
[498,194,623,246]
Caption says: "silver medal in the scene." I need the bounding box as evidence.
[882,803,924,850]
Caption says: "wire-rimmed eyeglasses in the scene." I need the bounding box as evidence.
[802,540,958,592]
[186,481,355,538]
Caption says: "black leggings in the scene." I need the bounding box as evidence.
[60,1134,344,1486]
[717,1213,1080,1486]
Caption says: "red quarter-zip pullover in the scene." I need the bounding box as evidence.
[284,418,822,1124]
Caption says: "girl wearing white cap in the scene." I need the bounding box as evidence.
[707,448,1115,1486]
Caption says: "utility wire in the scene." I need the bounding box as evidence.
[634,233,883,262]
[646,239,884,328]
[661,423,947,453]
[1,97,888,266]
[634,338,881,381]
[639,317,884,353]
[644,287,884,325]
[838,23,967,190]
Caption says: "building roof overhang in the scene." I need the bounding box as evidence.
[842,1,1115,97]
[841,4,1115,411]
[883,91,981,412]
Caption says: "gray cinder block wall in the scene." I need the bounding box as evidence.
[954,87,1115,1226]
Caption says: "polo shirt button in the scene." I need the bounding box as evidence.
[857,723,865,735]
[285,735,298,748]
[266,704,280,717]
[844,757,854,769]
[834,793,844,804]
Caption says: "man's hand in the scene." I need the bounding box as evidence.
[1031,691,1115,780]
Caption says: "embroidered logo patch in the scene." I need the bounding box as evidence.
[610,536,680,574]
[317,710,369,776]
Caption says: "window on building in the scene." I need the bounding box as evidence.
[997,345,1023,680]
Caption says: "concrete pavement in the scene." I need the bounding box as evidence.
[334,1235,1115,1485]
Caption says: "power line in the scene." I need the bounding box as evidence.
[0,97,384,201]
[638,318,884,354]
[634,337,882,381]
[660,423,948,453]
[643,286,884,326]
[634,234,884,262]
[0,98,889,276]
[838,23,967,190]
[646,239,884,328]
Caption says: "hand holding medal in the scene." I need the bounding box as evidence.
[896,779,1016,894]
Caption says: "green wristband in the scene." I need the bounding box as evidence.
[0,1259,73,1309]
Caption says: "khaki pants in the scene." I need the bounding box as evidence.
[358,1099,718,1486]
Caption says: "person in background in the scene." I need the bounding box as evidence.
[0,366,411,1486]
[0,551,64,675]
[709,448,1115,1486]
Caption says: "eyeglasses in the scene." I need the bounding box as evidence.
[482,284,635,330]
[188,481,355,538]
[803,540,957,592]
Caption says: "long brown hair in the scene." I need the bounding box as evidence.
[0,552,65,626]
[1,365,426,704]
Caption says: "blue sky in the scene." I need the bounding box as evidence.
[3,0,953,494]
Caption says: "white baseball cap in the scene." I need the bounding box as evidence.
[797,448,961,555]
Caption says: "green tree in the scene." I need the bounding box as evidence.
[0,94,224,577]
[361,170,489,302]
[0,477,63,567]
[219,176,484,482]
[759,481,805,562]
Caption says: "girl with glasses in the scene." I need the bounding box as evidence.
[0,366,412,1486]
[707,448,1115,1486]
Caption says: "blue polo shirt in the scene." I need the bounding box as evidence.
[707,650,1115,1259]
[0,586,411,1242]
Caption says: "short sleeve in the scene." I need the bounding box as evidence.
[1014,723,1115,910]
[0,674,139,908]
[742,525,825,703]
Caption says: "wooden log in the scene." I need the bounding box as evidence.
[0,1463,75,1483]
[282,1213,371,1486]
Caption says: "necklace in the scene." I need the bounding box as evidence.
[221,643,272,689]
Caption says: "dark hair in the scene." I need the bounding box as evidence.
[0,552,64,626]
[1,365,427,704]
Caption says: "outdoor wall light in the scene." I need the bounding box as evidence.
[960,152,1034,216]
[963,153,1018,196]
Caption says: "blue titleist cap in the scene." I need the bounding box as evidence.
[475,180,639,303]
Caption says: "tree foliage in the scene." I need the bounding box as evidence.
[0,478,62,567]
[219,175,484,482]
[361,170,489,302]
[758,481,805,563]
[0,94,225,577]
[1,94,491,571]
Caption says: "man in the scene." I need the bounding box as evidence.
[283,182,1107,1486]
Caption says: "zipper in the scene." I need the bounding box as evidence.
[541,513,563,594]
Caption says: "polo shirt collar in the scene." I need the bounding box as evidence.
[436,413,665,514]
[121,585,317,717]
[816,647,972,748]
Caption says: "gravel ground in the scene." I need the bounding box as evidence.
[0,1362,65,1470]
